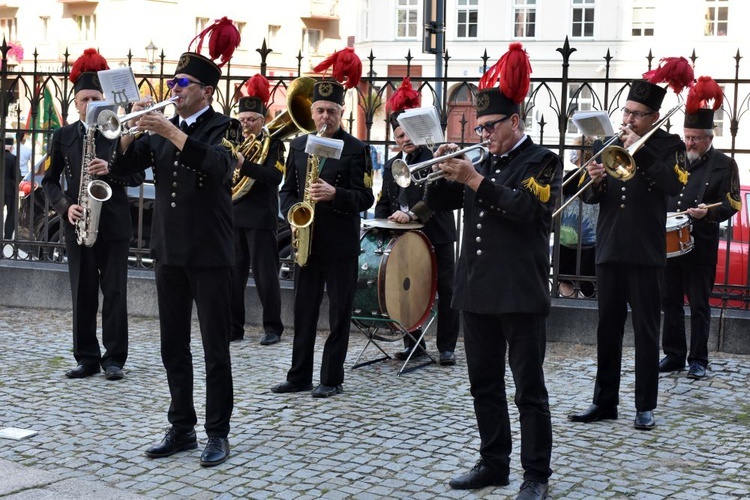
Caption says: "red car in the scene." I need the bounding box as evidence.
[712,184,749,308]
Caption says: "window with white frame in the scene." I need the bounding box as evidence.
[705,0,728,36]
[571,0,595,38]
[268,25,281,48]
[396,0,418,38]
[632,0,655,36]
[40,16,50,43]
[235,21,246,40]
[302,28,322,55]
[566,83,594,134]
[74,14,96,41]
[0,18,16,42]
[713,85,727,137]
[514,0,536,38]
[361,0,370,41]
[196,17,209,33]
[457,0,479,38]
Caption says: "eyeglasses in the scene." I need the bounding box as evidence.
[684,135,709,143]
[166,77,206,89]
[238,116,262,125]
[621,107,654,120]
[474,115,511,136]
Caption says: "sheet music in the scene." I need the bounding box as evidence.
[396,107,444,146]
[84,101,116,127]
[571,110,615,137]
[305,134,344,160]
[97,67,140,107]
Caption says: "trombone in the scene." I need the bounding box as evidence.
[97,96,180,139]
[552,104,683,218]
[392,140,490,188]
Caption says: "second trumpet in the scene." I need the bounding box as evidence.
[97,96,180,139]
[392,140,490,188]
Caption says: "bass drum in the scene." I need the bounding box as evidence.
[353,227,437,333]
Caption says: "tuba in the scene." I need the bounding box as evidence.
[231,77,317,201]
[76,124,113,246]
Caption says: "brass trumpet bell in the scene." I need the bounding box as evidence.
[599,146,636,181]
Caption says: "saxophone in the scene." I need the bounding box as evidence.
[287,124,326,267]
[75,125,113,247]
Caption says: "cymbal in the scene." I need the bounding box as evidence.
[362,218,424,230]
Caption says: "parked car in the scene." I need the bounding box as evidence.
[712,184,750,308]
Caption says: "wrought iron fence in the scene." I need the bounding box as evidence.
[1,38,748,309]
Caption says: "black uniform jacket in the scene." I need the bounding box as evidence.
[582,128,685,267]
[279,127,374,261]
[375,146,457,246]
[111,108,239,267]
[428,137,562,316]
[233,133,285,230]
[668,146,740,266]
[43,122,142,242]
[3,151,18,197]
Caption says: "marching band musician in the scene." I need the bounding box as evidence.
[42,48,143,382]
[427,44,559,499]
[374,77,460,366]
[569,58,691,431]
[230,74,285,345]
[659,76,741,379]
[273,48,374,399]
[110,19,241,467]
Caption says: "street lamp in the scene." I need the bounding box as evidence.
[145,40,158,73]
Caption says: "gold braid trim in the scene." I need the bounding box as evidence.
[221,138,239,160]
[728,192,742,212]
[364,171,373,189]
[674,163,688,185]
[522,177,551,203]
[275,160,285,174]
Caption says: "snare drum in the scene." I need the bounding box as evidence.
[353,226,437,332]
[666,212,694,258]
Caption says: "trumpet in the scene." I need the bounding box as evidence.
[97,96,180,139]
[392,140,490,188]
[552,104,683,218]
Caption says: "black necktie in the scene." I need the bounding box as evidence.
[180,121,189,133]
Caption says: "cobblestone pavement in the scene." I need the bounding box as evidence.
[1,305,749,499]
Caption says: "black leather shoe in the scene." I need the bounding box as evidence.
[394,346,427,361]
[516,480,549,500]
[658,356,685,373]
[65,363,100,379]
[439,351,456,366]
[312,384,343,398]
[145,428,198,458]
[200,436,230,467]
[449,460,509,490]
[271,381,313,393]
[104,366,124,381]
[687,362,707,379]
[568,403,618,423]
[634,410,655,430]
[260,332,281,345]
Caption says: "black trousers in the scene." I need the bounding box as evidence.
[463,311,552,483]
[593,263,661,411]
[65,234,129,368]
[3,193,17,239]
[155,262,233,438]
[403,241,460,353]
[661,256,715,367]
[287,253,358,387]
[230,227,283,338]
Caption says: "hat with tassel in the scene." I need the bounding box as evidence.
[684,75,723,129]
[476,43,531,118]
[175,17,241,88]
[69,48,109,94]
[629,57,695,111]
[239,74,270,116]
[311,47,362,105]
[387,77,421,130]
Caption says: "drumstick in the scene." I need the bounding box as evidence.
[667,202,722,218]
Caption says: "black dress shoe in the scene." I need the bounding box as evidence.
[271,381,313,393]
[568,403,618,423]
[104,366,124,381]
[260,332,281,345]
[658,356,685,373]
[145,428,198,458]
[516,480,549,500]
[200,436,230,467]
[449,460,509,490]
[634,410,655,430]
[439,351,456,366]
[312,384,343,398]
[394,346,427,361]
[687,362,707,379]
[65,363,100,379]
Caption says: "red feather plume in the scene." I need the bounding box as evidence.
[189,17,241,68]
[686,76,724,114]
[312,47,362,89]
[69,48,109,83]
[244,74,270,104]
[642,57,695,95]
[478,43,531,104]
[388,77,420,113]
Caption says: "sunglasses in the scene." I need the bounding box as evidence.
[474,115,512,136]
[166,77,206,90]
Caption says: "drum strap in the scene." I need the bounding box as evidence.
[693,152,714,205]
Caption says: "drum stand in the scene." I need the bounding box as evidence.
[350,309,437,376]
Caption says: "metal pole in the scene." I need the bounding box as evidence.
[434,0,445,104]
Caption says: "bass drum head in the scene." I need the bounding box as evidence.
[379,231,437,332]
